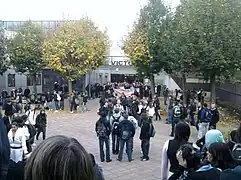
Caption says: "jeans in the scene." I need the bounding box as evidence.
[36,127,46,140]
[70,102,76,112]
[112,133,120,154]
[189,113,195,125]
[155,108,161,121]
[99,137,111,161]
[118,137,133,161]
[141,139,150,159]
[55,101,60,110]
[167,109,173,124]
[171,118,180,136]
[198,122,209,139]
[164,96,168,105]
[81,102,88,112]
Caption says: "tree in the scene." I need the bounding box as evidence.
[124,0,170,96]
[43,18,109,93]
[162,1,202,105]
[0,27,8,74]
[8,21,45,93]
[171,0,241,103]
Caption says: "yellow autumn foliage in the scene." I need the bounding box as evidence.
[123,24,152,70]
[43,17,110,81]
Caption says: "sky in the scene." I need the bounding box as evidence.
[0,0,180,56]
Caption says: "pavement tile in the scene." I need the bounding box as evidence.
[36,99,171,180]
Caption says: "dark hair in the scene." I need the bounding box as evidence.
[203,103,208,108]
[25,135,94,180]
[174,122,191,144]
[208,142,235,170]
[114,108,120,114]
[89,153,96,166]
[179,144,200,170]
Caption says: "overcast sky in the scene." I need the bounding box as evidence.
[0,0,180,56]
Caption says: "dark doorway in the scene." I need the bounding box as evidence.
[111,74,136,83]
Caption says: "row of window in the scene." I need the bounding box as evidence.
[7,74,42,87]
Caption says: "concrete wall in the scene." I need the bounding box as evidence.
[0,69,42,93]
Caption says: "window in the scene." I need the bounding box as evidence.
[8,74,15,87]
[27,74,42,86]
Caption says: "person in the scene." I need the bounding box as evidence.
[8,122,28,163]
[25,135,95,180]
[153,96,161,121]
[169,144,201,180]
[117,113,135,162]
[4,99,15,123]
[82,92,88,112]
[163,88,169,105]
[170,101,182,137]
[209,103,219,129]
[110,109,122,155]
[188,100,196,126]
[167,96,173,124]
[161,122,191,180]
[139,116,152,161]
[95,111,112,163]
[35,109,47,140]
[198,103,212,139]
[208,142,236,171]
[147,103,155,121]
[70,92,77,113]
[89,153,105,180]
[128,112,138,130]
[25,105,37,149]
[54,91,61,112]
[0,112,10,180]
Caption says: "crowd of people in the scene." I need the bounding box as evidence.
[1,81,241,180]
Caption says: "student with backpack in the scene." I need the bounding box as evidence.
[117,114,135,162]
[110,109,122,155]
[170,101,182,137]
[139,116,155,161]
[95,110,112,163]
[198,103,212,139]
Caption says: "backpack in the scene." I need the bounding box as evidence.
[112,116,120,134]
[232,143,241,160]
[97,122,107,138]
[148,123,156,137]
[121,123,131,140]
[205,109,212,122]
[173,106,181,118]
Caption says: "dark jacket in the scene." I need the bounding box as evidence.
[0,112,10,179]
[7,160,24,180]
[118,119,135,138]
[210,108,219,126]
[4,103,14,116]
[220,165,241,180]
[139,121,150,140]
[95,117,111,137]
[186,165,221,180]
[36,114,47,128]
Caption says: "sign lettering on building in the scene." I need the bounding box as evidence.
[111,60,131,66]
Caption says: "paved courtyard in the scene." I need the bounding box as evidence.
[37,99,173,180]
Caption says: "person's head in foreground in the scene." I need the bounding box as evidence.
[174,122,191,143]
[25,135,94,180]
[176,144,200,171]
[208,142,235,171]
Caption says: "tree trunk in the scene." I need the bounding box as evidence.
[150,74,155,98]
[210,75,216,104]
[88,71,91,99]
[181,73,187,105]
[68,80,73,94]
[32,73,37,94]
